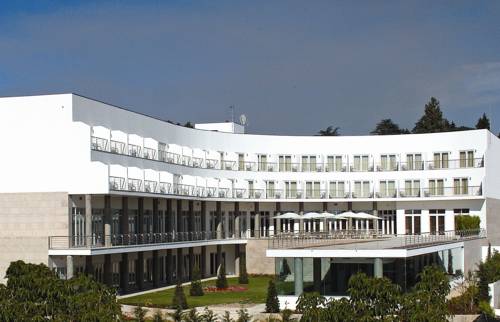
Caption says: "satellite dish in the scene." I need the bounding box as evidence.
[239,114,247,126]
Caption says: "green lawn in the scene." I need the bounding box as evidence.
[119,276,272,308]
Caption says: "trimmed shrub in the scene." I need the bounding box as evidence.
[265,279,280,313]
[171,282,188,309]
[189,266,204,296]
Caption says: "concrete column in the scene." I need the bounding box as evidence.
[299,202,304,233]
[85,256,93,277]
[104,254,112,286]
[120,253,129,293]
[201,246,207,278]
[66,255,74,280]
[275,202,281,235]
[188,247,194,280]
[153,250,159,287]
[246,211,251,238]
[166,249,173,284]
[216,201,222,239]
[136,252,144,290]
[323,202,328,233]
[373,202,379,233]
[177,248,183,281]
[85,195,92,246]
[313,258,322,292]
[104,195,112,246]
[153,198,159,234]
[234,202,240,238]
[224,211,230,239]
[348,201,353,230]
[234,245,240,276]
[374,258,383,278]
[254,202,261,238]
[294,257,303,296]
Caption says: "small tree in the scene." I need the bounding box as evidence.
[168,306,183,322]
[318,126,340,136]
[152,310,164,322]
[133,306,147,322]
[280,309,296,322]
[216,263,228,289]
[238,255,249,284]
[172,282,188,309]
[183,308,202,322]
[221,311,233,322]
[265,279,280,313]
[236,307,251,322]
[190,266,204,296]
[201,307,217,322]
[371,119,408,135]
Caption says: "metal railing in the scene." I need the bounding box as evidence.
[268,229,486,249]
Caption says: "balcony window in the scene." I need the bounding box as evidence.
[266,181,276,198]
[353,181,370,198]
[459,151,474,168]
[127,178,142,192]
[306,181,320,198]
[428,179,444,196]
[109,177,125,190]
[144,180,158,193]
[143,147,156,160]
[329,181,345,198]
[405,153,422,170]
[279,155,292,172]
[158,142,167,161]
[430,209,445,235]
[433,152,449,169]
[353,155,369,172]
[403,180,420,197]
[110,140,125,154]
[285,181,298,198]
[238,154,245,171]
[258,155,267,171]
[380,155,397,171]
[404,209,421,234]
[301,156,318,172]
[379,180,396,197]
[453,178,469,195]
[326,155,343,172]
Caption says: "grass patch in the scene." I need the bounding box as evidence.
[119,276,273,308]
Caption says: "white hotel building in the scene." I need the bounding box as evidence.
[0,94,499,305]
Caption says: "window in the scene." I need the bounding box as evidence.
[301,156,318,172]
[353,155,370,172]
[380,154,397,171]
[306,181,320,198]
[258,155,267,171]
[429,209,445,235]
[404,209,421,234]
[71,207,85,247]
[353,181,371,198]
[266,181,276,198]
[405,153,423,170]
[238,154,245,171]
[112,262,120,287]
[158,142,167,161]
[285,181,298,198]
[459,151,474,168]
[428,179,444,196]
[453,178,469,195]
[329,181,345,198]
[279,155,292,172]
[379,180,396,197]
[433,152,449,169]
[403,180,420,197]
[326,155,343,172]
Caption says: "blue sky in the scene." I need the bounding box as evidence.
[0,1,499,135]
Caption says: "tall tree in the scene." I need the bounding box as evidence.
[476,113,491,130]
[371,119,408,135]
[318,126,340,136]
[265,279,280,313]
[412,97,451,133]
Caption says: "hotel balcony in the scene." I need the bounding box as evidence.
[91,136,484,173]
[108,176,482,200]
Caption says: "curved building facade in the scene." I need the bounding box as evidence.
[0,94,498,302]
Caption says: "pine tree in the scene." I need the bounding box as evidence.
[238,255,249,284]
[265,279,280,313]
[189,266,204,296]
[171,282,188,309]
[476,113,491,130]
[216,263,228,289]
[370,119,406,135]
[413,97,451,133]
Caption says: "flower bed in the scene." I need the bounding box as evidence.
[203,286,248,293]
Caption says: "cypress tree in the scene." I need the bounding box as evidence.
[265,279,280,313]
[216,263,228,289]
[171,282,188,309]
[189,266,204,296]
[238,255,249,284]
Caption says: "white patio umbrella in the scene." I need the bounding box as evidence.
[337,211,379,220]
[273,212,301,220]
[321,211,338,219]
[303,212,324,219]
